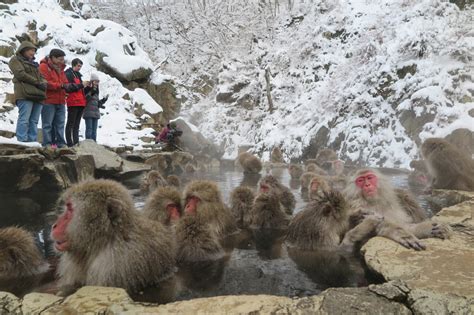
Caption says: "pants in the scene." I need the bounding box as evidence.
[15,99,43,142]
[41,104,66,148]
[65,106,85,147]
[84,118,98,142]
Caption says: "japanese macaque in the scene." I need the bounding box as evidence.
[250,191,290,230]
[0,227,48,279]
[0,227,49,296]
[51,180,176,301]
[288,164,304,180]
[237,152,263,174]
[300,172,319,192]
[142,186,182,226]
[315,148,338,167]
[342,169,450,250]
[230,186,255,229]
[305,163,327,175]
[408,160,430,189]
[140,170,167,194]
[185,162,197,173]
[259,175,296,215]
[166,175,181,188]
[182,180,237,238]
[286,191,351,250]
[176,181,237,262]
[421,138,474,191]
[270,147,284,163]
[308,175,331,200]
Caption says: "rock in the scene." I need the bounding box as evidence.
[75,140,124,177]
[0,41,15,58]
[174,118,223,158]
[40,286,132,314]
[0,291,21,315]
[469,108,474,117]
[368,280,409,302]
[0,129,15,138]
[143,80,180,121]
[0,0,18,4]
[399,108,436,144]
[22,293,62,314]
[59,154,95,182]
[301,126,330,160]
[216,91,237,103]
[145,151,193,174]
[95,52,152,83]
[396,64,417,79]
[362,195,474,310]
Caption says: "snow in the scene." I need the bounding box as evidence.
[130,88,162,114]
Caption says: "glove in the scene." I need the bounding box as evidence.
[99,96,108,107]
[61,83,77,93]
[36,82,47,91]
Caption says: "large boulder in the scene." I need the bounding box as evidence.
[173,118,224,159]
[362,194,474,313]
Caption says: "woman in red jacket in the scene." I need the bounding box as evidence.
[64,58,86,147]
[39,49,69,148]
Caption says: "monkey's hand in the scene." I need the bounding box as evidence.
[378,224,426,251]
[349,210,375,227]
[340,214,384,250]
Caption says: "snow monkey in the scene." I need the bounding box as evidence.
[288,163,304,180]
[51,179,176,302]
[140,170,167,194]
[166,175,181,188]
[258,174,296,215]
[237,151,263,174]
[142,186,182,226]
[229,186,255,229]
[342,169,450,250]
[176,180,237,262]
[421,138,474,191]
[0,227,47,278]
[305,163,327,175]
[315,148,338,167]
[0,227,50,296]
[270,146,284,163]
[250,190,290,230]
[308,174,331,200]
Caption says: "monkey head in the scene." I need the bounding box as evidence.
[354,170,379,199]
[258,175,279,193]
[183,180,222,215]
[420,138,445,159]
[314,190,348,219]
[144,186,182,225]
[51,180,135,253]
[308,175,330,195]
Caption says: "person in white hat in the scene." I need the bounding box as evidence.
[82,73,108,141]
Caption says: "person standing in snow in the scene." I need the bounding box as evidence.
[83,73,108,142]
[8,41,47,143]
[64,58,86,147]
[39,48,74,148]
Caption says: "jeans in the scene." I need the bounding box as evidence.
[84,118,98,142]
[41,104,66,147]
[65,106,85,147]
[15,99,43,142]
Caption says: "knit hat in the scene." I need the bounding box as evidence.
[90,73,100,81]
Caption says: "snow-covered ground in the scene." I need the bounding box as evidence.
[92,0,473,167]
[0,0,164,148]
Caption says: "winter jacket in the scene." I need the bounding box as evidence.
[83,86,106,119]
[65,68,86,107]
[8,41,47,102]
[39,57,68,105]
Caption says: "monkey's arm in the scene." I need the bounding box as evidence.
[395,189,427,223]
[406,220,450,240]
[340,214,383,248]
[376,220,426,251]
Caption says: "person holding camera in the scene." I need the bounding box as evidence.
[83,73,108,142]
[39,48,78,148]
[156,121,182,150]
[8,41,47,143]
[64,58,86,147]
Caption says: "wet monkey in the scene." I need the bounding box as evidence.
[142,186,182,226]
[237,152,263,174]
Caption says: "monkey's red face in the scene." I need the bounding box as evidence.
[51,200,73,252]
[310,180,319,191]
[355,172,378,198]
[185,196,200,215]
[167,203,181,221]
[260,183,270,193]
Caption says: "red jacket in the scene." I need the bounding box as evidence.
[65,68,86,107]
[39,57,67,105]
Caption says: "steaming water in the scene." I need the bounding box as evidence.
[0,167,433,300]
